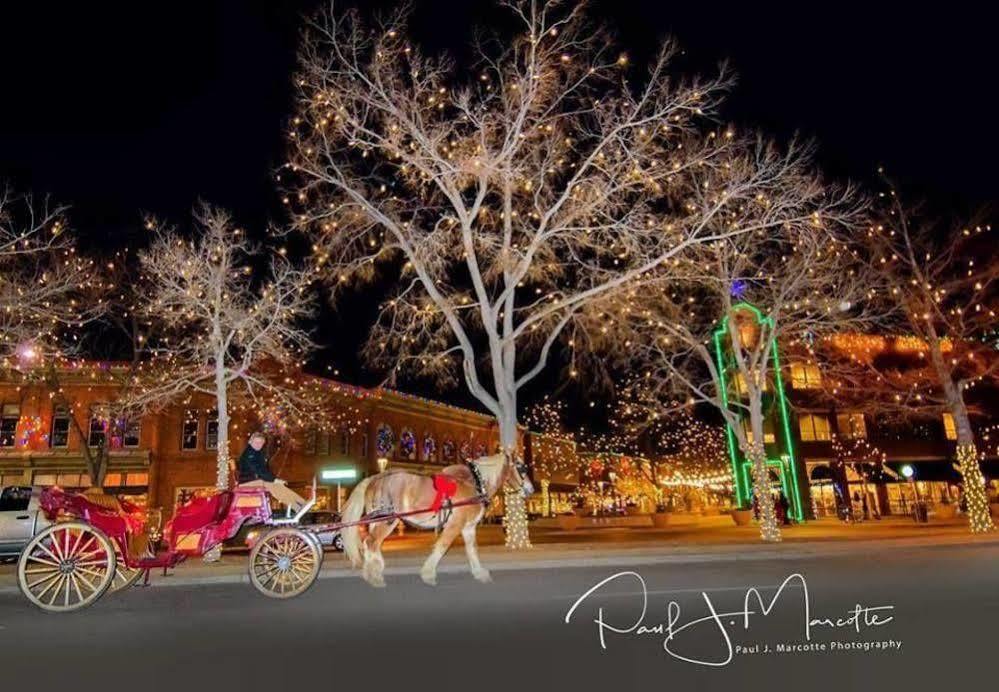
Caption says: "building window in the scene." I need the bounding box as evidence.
[836,413,867,439]
[88,405,109,448]
[375,424,395,457]
[799,414,831,442]
[123,419,141,448]
[32,472,90,489]
[303,429,317,455]
[399,429,416,460]
[181,410,199,450]
[732,370,767,396]
[790,363,822,389]
[1,404,20,447]
[105,472,148,487]
[50,405,71,448]
[942,413,958,441]
[205,411,219,450]
[316,431,331,456]
[422,432,437,462]
[741,418,775,445]
[340,430,350,456]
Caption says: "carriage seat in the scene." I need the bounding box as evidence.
[81,487,124,513]
[170,490,234,535]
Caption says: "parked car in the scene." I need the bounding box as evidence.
[224,510,345,552]
[0,486,54,561]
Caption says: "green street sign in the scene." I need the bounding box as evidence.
[320,466,358,482]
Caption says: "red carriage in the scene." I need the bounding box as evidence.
[16,485,323,612]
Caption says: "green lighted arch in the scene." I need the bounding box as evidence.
[713,303,804,521]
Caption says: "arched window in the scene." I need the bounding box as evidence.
[375,423,395,457]
[399,428,416,460]
[422,432,437,463]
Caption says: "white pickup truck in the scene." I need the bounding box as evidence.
[0,486,53,559]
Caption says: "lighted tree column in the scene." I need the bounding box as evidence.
[503,489,532,549]
[747,443,782,543]
[957,445,994,533]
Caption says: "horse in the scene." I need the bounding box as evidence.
[339,453,534,587]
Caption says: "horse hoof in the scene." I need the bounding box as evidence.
[420,572,437,586]
[367,576,386,588]
[473,569,492,583]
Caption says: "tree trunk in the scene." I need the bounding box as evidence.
[747,396,782,542]
[215,367,231,490]
[930,343,994,533]
[498,411,532,549]
[949,401,994,533]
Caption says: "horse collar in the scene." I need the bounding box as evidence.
[466,460,488,501]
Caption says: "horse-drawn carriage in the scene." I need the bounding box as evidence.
[16,453,534,612]
[17,484,323,612]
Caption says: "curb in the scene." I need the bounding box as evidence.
[2,534,993,595]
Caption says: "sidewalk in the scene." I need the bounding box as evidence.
[3,516,997,594]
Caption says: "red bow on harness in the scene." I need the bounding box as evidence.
[430,474,458,512]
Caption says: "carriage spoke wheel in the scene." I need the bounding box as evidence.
[109,543,153,593]
[17,522,116,613]
[248,528,322,599]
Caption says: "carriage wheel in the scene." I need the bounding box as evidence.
[248,528,322,599]
[17,522,116,613]
[109,542,153,593]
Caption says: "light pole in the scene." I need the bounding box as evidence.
[901,464,926,523]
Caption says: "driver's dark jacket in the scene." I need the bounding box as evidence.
[237,446,274,483]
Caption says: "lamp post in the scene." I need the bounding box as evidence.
[901,464,926,523]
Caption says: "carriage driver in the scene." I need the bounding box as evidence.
[231,432,308,514]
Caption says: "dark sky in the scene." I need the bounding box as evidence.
[2,0,997,413]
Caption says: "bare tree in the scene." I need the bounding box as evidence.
[129,205,317,489]
[0,187,98,362]
[597,173,872,541]
[830,178,998,532]
[284,1,841,546]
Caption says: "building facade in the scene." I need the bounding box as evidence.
[0,365,507,516]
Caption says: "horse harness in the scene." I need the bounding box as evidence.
[365,463,491,533]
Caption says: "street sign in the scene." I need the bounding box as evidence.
[320,466,358,482]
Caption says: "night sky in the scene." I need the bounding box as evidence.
[2,1,997,416]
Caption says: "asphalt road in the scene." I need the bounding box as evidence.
[1,542,996,692]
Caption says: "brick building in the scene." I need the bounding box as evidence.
[0,364,508,515]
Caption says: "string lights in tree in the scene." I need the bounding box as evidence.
[820,173,998,533]
[124,204,320,489]
[283,1,841,547]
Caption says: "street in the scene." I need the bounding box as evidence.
[1,540,996,692]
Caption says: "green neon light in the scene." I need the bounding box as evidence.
[713,302,804,521]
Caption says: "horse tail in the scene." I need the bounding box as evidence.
[340,476,372,568]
